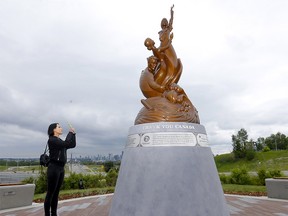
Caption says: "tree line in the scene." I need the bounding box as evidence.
[232,128,288,160]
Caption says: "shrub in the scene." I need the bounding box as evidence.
[21,176,35,184]
[63,173,81,190]
[104,161,114,173]
[230,168,251,185]
[257,169,282,185]
[82,174,107,188]
[105,169,118,186]
[217,154,235,163]
[262,146,270,152]
[35,170,47,194]
[246,150,256,161]
[257,169,270,185]
[32,167,119,194]
[248,175,260,186]
[219,174,226,184]
[269,169,282,177]
[219,174,231,184]
[63,173,108,190]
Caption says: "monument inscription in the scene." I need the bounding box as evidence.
[126,122,208,148]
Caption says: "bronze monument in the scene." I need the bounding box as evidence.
[110,7,230,215]
[135,5,200,125]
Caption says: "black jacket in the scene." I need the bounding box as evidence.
[48,132,76,166]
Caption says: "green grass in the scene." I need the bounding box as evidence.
[215,150,288,172]
[33,187,115,202]
[0,165,41,172]
[222,184,267,196]
[86,164,105,173]
[0,166,7,171]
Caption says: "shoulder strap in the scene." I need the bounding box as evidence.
[44,142,49,154]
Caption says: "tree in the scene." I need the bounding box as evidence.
[275,132,288,150]
[104,161,114,173]
[245,139,256,160]
[232,128,249,159]
[265,132,288,150]
[255,137,265,151]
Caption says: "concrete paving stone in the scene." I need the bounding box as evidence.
[1,194,288,216]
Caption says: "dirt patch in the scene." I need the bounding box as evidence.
[224,191,267,196]
[0,183,24,186]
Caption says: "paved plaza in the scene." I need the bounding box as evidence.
[0,193,288,216]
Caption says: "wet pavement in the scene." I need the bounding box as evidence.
[0,193,288,216]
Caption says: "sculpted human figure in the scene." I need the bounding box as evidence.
[158,4,174,53]
[144,38,168,86]
[143,5,182,90]
[157,5,182,87]
[163,83,192,112]
[140,52,190,110]
[139,55,165,98]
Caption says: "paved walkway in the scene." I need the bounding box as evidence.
[1,194,288,216]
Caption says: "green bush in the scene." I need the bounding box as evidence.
[246,150,256,161]
[82,174,107,188]
[63,173,108,190]
[217,154,235,163]
[230,168,251,185]
[104,161,114,173]
[262,146,270,152]
[25,165,119,194]
[257,169,269,185]
[269,169,282,177]
[219,174,226,184]
[35,170,48,194]
[21,176,35,184]
[105,169,118,187]
[248,175,260,186]
[219,174,231,184]
[257,169,282,185]
[63,173,80,190]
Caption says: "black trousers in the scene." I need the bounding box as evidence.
[44,162,65,216]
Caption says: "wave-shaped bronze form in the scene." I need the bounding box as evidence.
[135,5,200,125]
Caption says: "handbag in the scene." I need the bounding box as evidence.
[40,143,50,167]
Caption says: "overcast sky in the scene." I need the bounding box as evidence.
[1,0,288,158]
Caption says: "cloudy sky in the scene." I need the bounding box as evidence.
[1,0,288,158]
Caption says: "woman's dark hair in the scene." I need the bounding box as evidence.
[47,123,58,137]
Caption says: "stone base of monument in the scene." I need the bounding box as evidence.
[109,123,230,216]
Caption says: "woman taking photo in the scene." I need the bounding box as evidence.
[44,123,76,216]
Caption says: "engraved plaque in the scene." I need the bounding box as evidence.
[126,122,208,148]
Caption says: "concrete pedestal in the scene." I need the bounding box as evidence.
[266,178,288,200]
[0,184,35,210]
[109,122,229,216]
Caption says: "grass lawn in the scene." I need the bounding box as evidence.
[222,184,267,196]
[33,187,115,202]
[215,150,288,172]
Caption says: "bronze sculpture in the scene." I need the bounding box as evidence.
[135,5,200,125]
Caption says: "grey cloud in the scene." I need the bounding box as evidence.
[1,0,288,157]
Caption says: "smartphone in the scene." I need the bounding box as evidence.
[68,123,73,129]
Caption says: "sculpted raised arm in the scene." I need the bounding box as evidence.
[169,5,174,31]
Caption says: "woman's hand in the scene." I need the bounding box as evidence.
[69,128,76,134]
